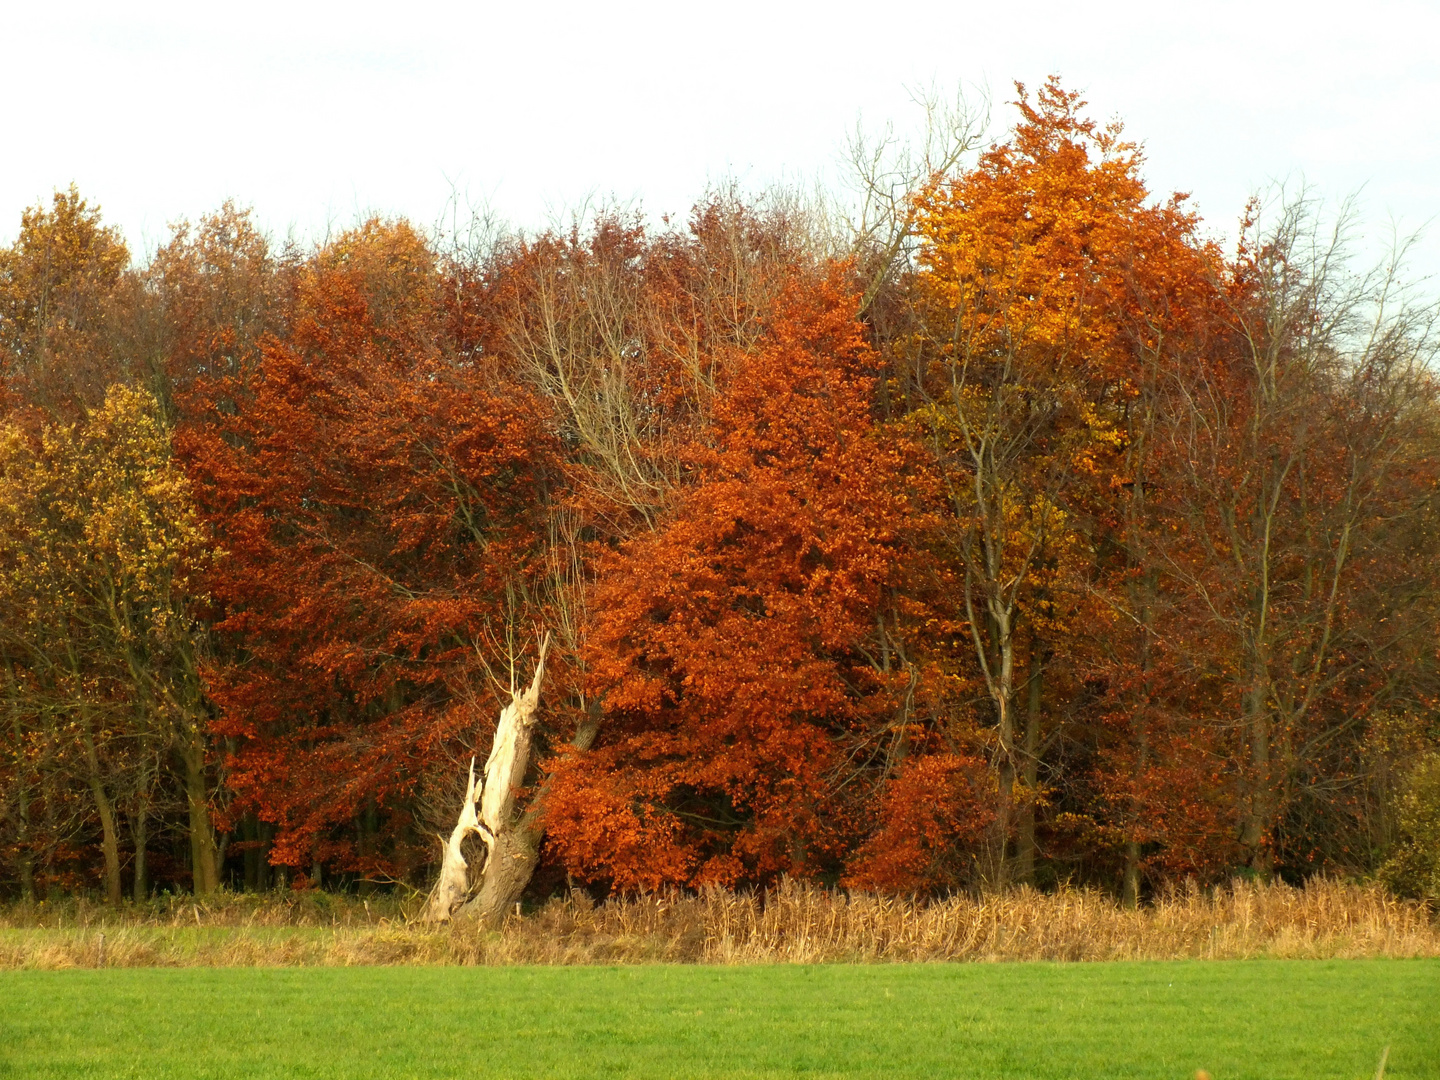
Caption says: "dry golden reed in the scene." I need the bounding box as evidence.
[1,879,1434,969]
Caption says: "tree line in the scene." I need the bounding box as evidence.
[2,80,1437,919]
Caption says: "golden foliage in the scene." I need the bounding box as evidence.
[0,384,209,645]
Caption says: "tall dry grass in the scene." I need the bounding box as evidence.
[1,879,1434,969]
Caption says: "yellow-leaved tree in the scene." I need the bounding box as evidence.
[0,385,217,902]
[0,185,133,416]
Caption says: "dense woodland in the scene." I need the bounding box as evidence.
[2,81,1438,917]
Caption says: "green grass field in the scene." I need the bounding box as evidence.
[1,960,1435,1079]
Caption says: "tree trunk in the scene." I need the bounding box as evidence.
[129,747,157,902]
[982,606,1017,889]
[241,814,272,892]
[468,710,601,924]
[357,801,378,896]
[177,723,219,895]
[41,759,60,896]
[1240,673,1273,878]
[77,713,123,905]
[428,635,552,924]
[1122,707,1152,908]
[1015,649,1042,886]
[89,775,123,906]
[242,815,258,892]
[425,758,481,921]
[14,760,36,904]
[6,665,36,903]
[1122,575,1156,910]
[1120,840,1140,908]
[131,806,148,902]
[470,820,543,922]
[17,804,35,904]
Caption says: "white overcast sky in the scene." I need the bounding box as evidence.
[2,0,1436,280]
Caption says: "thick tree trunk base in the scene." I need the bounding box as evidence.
[1122,841,1141,909]
[181,733,220,896]
[461,827,540,926]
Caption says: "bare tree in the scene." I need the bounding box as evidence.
[1158,191,1440,875]
[843,85,989,316]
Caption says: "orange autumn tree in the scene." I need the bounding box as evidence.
[1076,194,1238,904]
[148,201,293,427]
[543,269,909,890]
[180,220,562,892]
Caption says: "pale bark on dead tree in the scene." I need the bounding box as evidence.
[425,634,551,925]
[461,705,601,924]
[424,757,483,922]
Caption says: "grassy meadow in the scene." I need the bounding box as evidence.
[3,883,1434,1078]
[2,960,1435,1079]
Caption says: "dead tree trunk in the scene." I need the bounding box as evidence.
[426,634,551,925]
[424,757,481,922]
[466,707,601,924]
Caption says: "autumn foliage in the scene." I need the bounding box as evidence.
[1,79,1437,906]
[546,269,906,889]
[179,222,562,883]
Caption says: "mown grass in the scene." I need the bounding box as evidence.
[1,960,1435,1079]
